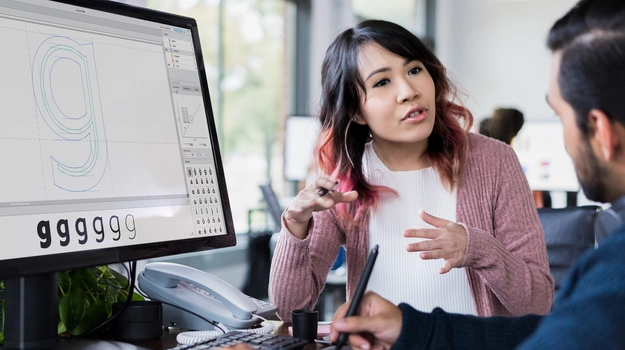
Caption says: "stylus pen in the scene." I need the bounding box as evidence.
[315,182,339,196]
[334,244,379,350]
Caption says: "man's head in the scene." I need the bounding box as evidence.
[491,108,524,145]
[547,0,625,203]
[478,118,492,138]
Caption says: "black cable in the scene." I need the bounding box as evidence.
[73,261,137,339]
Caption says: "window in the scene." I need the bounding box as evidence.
[127,0,287,232]
[352,0,423,35]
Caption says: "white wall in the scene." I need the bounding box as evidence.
[435,0,578,122]
[433,0,606,207]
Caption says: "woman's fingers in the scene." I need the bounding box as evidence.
[403,228,439,239]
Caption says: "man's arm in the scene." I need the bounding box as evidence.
[396,304,543,350]
[330,291,542,350]
[516,232,625,350]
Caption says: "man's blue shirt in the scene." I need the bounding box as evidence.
[393,223,625,349]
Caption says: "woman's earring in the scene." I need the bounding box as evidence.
[352,117,357,122]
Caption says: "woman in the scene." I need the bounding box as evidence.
[269,20,553,322]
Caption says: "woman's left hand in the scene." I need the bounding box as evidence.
[404,209,468,274]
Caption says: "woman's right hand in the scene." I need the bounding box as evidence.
[283,178,358,239]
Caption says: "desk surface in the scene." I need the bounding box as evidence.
[57,321,323,350]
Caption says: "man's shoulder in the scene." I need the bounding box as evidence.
[595,224,625,257]
[569,225,625,281]
[523,225,625,349]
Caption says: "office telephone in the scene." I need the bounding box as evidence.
[137,262,277,331]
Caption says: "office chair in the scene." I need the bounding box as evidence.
[537,205,601,291]
[241,183,284,299]
[259,182,283,233]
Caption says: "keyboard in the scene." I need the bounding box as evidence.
[170,330,309,350]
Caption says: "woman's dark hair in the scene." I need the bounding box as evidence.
[314,20,473,222]
[547,0,625,137]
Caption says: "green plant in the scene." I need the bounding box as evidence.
[0,266,143,345]
[57,265,143,336]
[1,280,5,345]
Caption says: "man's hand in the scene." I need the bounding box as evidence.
[330,292,402,350]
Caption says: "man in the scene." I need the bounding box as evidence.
[329,0,625,348]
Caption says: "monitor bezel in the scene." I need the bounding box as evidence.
[0,0,236,280]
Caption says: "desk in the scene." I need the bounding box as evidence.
[57,321,323,349]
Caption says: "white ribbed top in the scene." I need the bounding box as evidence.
[363,142,476,315]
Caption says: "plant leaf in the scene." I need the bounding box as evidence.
[71,300,108,336]
[51,266,143,337]
[109,268,128,285]
[1,290,5,345]
[59,289,88,334]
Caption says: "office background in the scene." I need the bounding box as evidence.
[116,0,587,305]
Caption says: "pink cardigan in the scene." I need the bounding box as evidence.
[269,133,554,322]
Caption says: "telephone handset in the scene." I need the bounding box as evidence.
[138,262,277,330]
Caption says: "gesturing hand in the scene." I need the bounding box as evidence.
[283,178,358,239]
[404,209,468,274]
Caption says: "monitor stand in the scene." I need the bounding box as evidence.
[4,273,59,350]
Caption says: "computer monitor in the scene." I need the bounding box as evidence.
[511,120,580,192]
[0,0,235,347]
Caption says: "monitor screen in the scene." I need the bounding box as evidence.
[511,120,580,192]
[1,0,237,346]
[0,0,235,279]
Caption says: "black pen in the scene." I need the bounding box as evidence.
[316,182,339,196]
[334,244,379,350]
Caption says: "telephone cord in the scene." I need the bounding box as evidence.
[176,315,276,345]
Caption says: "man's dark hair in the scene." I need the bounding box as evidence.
[478,118,492,138]
[547,0,625,137]
[491,108,524,145]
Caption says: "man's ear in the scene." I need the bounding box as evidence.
[589,109,618,161]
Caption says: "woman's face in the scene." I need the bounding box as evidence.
[356,42,436,150]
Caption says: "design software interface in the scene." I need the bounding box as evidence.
[0,0,227,261]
